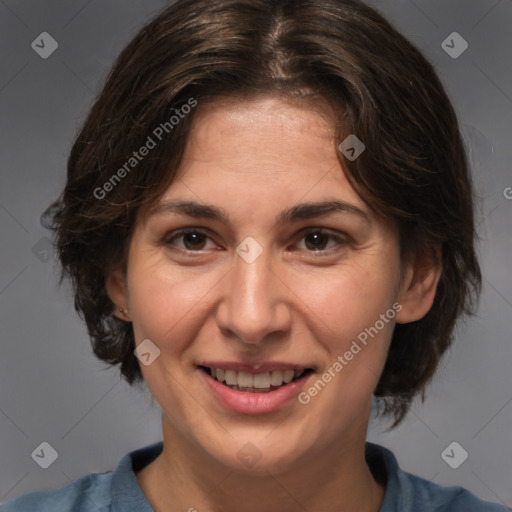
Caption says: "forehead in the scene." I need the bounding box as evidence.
[175,95,359,196]
[140,95,376,228]
[181,95,338,166]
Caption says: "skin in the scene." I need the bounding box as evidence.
[107,95,441,512]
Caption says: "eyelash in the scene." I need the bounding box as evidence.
[162,227,349,255]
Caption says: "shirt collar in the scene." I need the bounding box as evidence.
[111,442,163,512]
[365,442,405,512]
[109,441,403,512]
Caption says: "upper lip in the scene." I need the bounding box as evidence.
[198,361,313,374]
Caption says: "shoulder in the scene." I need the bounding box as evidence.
[1,442,162,512]
[404,471,510,512]
[365,442,510,512]
[0,471,113,512]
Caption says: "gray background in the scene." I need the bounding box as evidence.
[0,0,511,507]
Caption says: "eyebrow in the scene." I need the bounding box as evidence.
[148,199,370,225]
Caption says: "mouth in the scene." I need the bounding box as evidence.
[198,365,314,393]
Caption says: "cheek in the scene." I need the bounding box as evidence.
[126,253,221,350]
[302,260,400,408]
[296,258,400,349]
[296,268,398,430]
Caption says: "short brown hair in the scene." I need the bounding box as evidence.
[43,0,481,426]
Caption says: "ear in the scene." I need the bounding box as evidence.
[395,245,442,324]
[105,267,130,321]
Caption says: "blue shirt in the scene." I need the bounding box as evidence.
[1,442,509,511]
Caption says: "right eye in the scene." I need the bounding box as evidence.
[163,228,219,252]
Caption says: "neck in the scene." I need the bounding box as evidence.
[137,418,385,512]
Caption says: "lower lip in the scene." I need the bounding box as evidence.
[199,368,311,415]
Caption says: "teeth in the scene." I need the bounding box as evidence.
[253,372,270,388]
[237,371,253,388]
[270,370,284,386]
[283,370,294,383]
[225,369,237,385]
[207,367,307,390]
[270,370,283,386]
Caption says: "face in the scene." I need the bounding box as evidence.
[108,95,436,472]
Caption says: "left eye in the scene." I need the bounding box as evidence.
[294,229,344,252]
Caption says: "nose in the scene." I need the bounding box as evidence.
[215,247,292,346]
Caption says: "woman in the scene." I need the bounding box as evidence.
[2,0,508,510]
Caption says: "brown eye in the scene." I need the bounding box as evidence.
[304,232,331,251]
[295,229,347,252]
[164,229,216,251]
[182,231,207,250]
